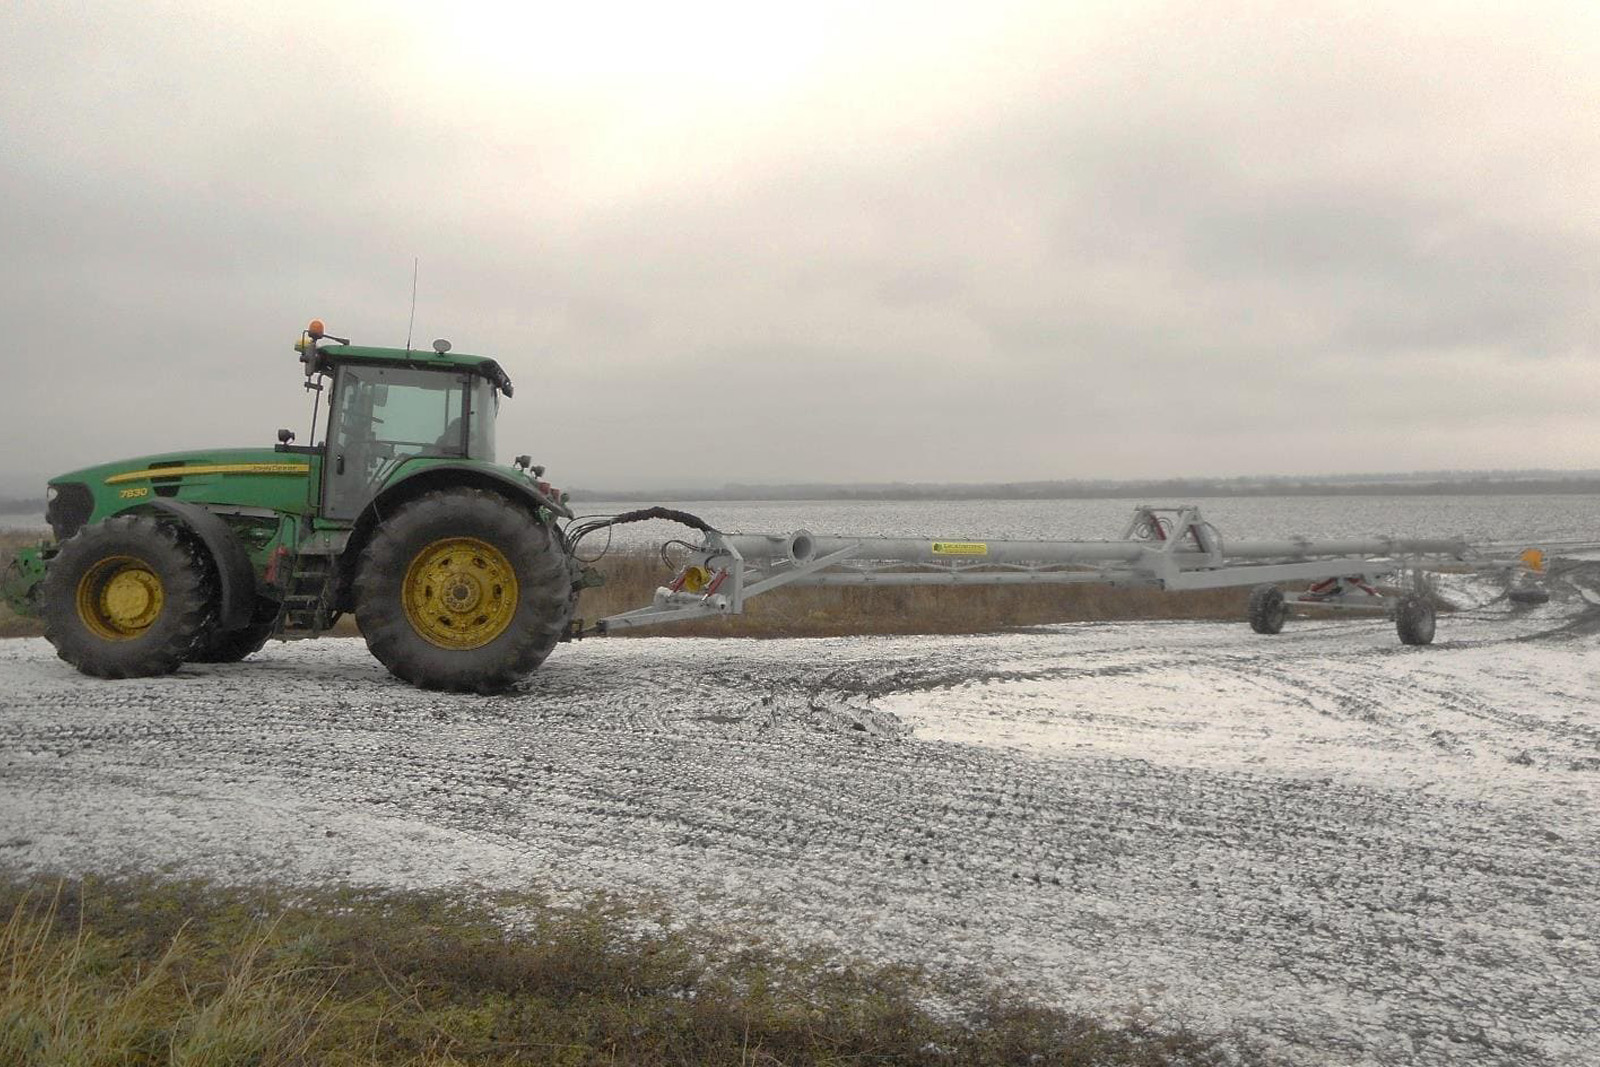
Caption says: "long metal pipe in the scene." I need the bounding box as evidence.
[720,532,1150,564]
[719,531,1468,566]
[1221,537,1468,559]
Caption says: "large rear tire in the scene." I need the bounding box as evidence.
[1247,583,1287,635]
[40,516,211,679]
[354,489,576,693]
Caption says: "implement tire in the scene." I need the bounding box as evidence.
[40,516,211,679]
[1247,583,1287,635]
[1395,595,1436,646]
[355,489,575,693]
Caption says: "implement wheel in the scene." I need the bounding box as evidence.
[355,489,575,693]
[40,516,211,678]
[1395,595,1436,646]
[1247,583,1288,635]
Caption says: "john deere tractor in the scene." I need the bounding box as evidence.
[3,321,585,693]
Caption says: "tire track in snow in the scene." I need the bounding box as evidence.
[1,569,1597,1066]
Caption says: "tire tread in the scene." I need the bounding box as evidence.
[41,516,212,679]
[354,489,576,693]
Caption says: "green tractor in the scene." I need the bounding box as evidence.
[3,320,586,694]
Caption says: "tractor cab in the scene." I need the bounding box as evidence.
[286,321,517,522]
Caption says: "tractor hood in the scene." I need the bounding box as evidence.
[47,448,316,541]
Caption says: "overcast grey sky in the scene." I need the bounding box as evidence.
[2,0,1596,495]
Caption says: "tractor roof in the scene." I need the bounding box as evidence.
[307,344,514,395]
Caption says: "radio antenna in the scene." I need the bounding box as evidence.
[405,257,419,352]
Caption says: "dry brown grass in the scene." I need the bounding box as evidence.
[0,873,1277,1067]
[576,550,1251,638]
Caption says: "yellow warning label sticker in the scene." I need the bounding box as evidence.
[931,541,988,556]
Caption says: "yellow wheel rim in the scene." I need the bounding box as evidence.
[76,556,165,641]
[402,537,520,650]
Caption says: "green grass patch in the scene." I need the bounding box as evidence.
[1,873,1274,1066]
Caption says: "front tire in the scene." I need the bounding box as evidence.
[354,489,575,693]
[41,516,211,679]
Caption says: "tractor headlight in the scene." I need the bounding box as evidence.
[46,485,58,502]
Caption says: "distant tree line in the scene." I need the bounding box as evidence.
[573,472,1600,503]
[0,497,44,515]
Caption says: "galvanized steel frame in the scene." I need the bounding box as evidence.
[596,505,1490,633]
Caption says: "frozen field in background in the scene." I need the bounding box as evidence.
[570,493,1600,549]
[1,563,1597,1066]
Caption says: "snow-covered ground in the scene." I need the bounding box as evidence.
[2,565,1597,1066]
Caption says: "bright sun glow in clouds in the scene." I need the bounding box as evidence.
[421,0,833,89]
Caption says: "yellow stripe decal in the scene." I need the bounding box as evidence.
[105,463,311,485]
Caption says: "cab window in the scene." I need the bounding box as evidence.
[322,365,473,519]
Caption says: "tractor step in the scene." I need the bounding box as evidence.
[278,553,339,633]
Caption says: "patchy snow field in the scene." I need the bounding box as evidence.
[2,566,1598,1066]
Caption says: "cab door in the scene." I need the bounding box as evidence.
[319,365,471,522]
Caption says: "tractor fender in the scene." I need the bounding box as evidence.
[143,499,255,629]
[331,464,572,615]
[376,463,572,520]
